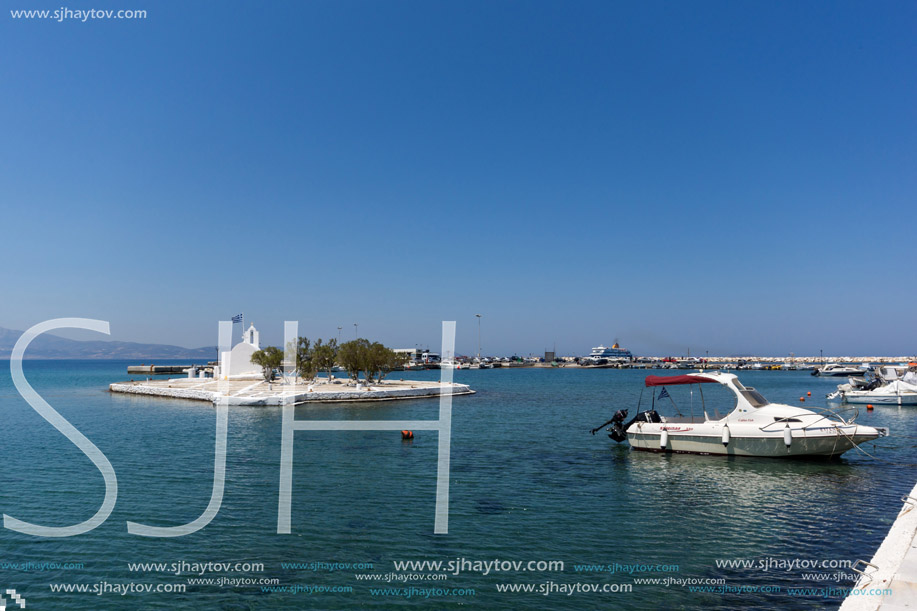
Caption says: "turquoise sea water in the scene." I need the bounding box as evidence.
[1,361,914,609]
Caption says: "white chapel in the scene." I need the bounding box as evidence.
[217,323,263,380]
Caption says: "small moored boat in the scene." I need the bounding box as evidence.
[827,366,917,406]
[812,363,863,377]
[827,381,917,406]
[591,372,886,458]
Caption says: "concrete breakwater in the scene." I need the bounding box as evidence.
[126,364,205,375]
[109,378,474,406]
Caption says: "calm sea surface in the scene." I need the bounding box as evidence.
[1,361,914,609]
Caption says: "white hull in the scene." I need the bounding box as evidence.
[839,392,917,405]
[628,427,877,458]
[817,365,863,377]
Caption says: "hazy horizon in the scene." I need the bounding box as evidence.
[1,323,912,359]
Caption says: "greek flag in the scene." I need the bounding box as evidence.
[231,314,243,323]
[658,388,670,400]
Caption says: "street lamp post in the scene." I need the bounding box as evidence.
[354,323,358,339]
[475,314,482,360]
[337,326,342,343]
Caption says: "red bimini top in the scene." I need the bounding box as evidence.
[644,374,719,387]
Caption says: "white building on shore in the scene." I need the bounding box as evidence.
[214,323,264,380]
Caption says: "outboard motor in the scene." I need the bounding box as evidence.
[592,409,661,443]
[607,409,661,443]
[607,409,629,442]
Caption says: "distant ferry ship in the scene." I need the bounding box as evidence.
[589,342,633,360]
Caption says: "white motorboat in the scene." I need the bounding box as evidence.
[473,358,494,369]
[827,368,917,406]
[813,363,863,377]
[592,372,885,458]
[827,380,917,405]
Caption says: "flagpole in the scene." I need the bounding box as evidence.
[231,313,244,341]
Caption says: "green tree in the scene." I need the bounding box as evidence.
[337,338,370,381]
[250,346,283,381]
[370,342,408,381]
[312,338,338,380]
[287,336,316,381]
[336,339,406,382]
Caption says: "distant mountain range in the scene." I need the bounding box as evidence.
[0,327,216,360]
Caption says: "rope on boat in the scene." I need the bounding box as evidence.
[835,426,917,467]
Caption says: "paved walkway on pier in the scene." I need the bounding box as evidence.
[840,480,917,611]
[110,377,474,406]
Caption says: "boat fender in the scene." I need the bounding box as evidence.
[721,426,730,446]
[783,425,792,448]
[659,429,668,450]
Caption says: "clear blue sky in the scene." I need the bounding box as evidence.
[1,0,914,356]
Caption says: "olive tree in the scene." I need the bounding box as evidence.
[312,338,338,380]
[250,346,283,381]
[337,338,370,381]
[287,336,317,381]
[337,339,407,382]
[371,342,408,382]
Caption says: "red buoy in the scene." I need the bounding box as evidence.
[799,397,805,402]
[807,391,811,397]
[401,430,414,439]
[867,404,874,411]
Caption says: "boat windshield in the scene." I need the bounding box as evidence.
[740,387,769,407]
